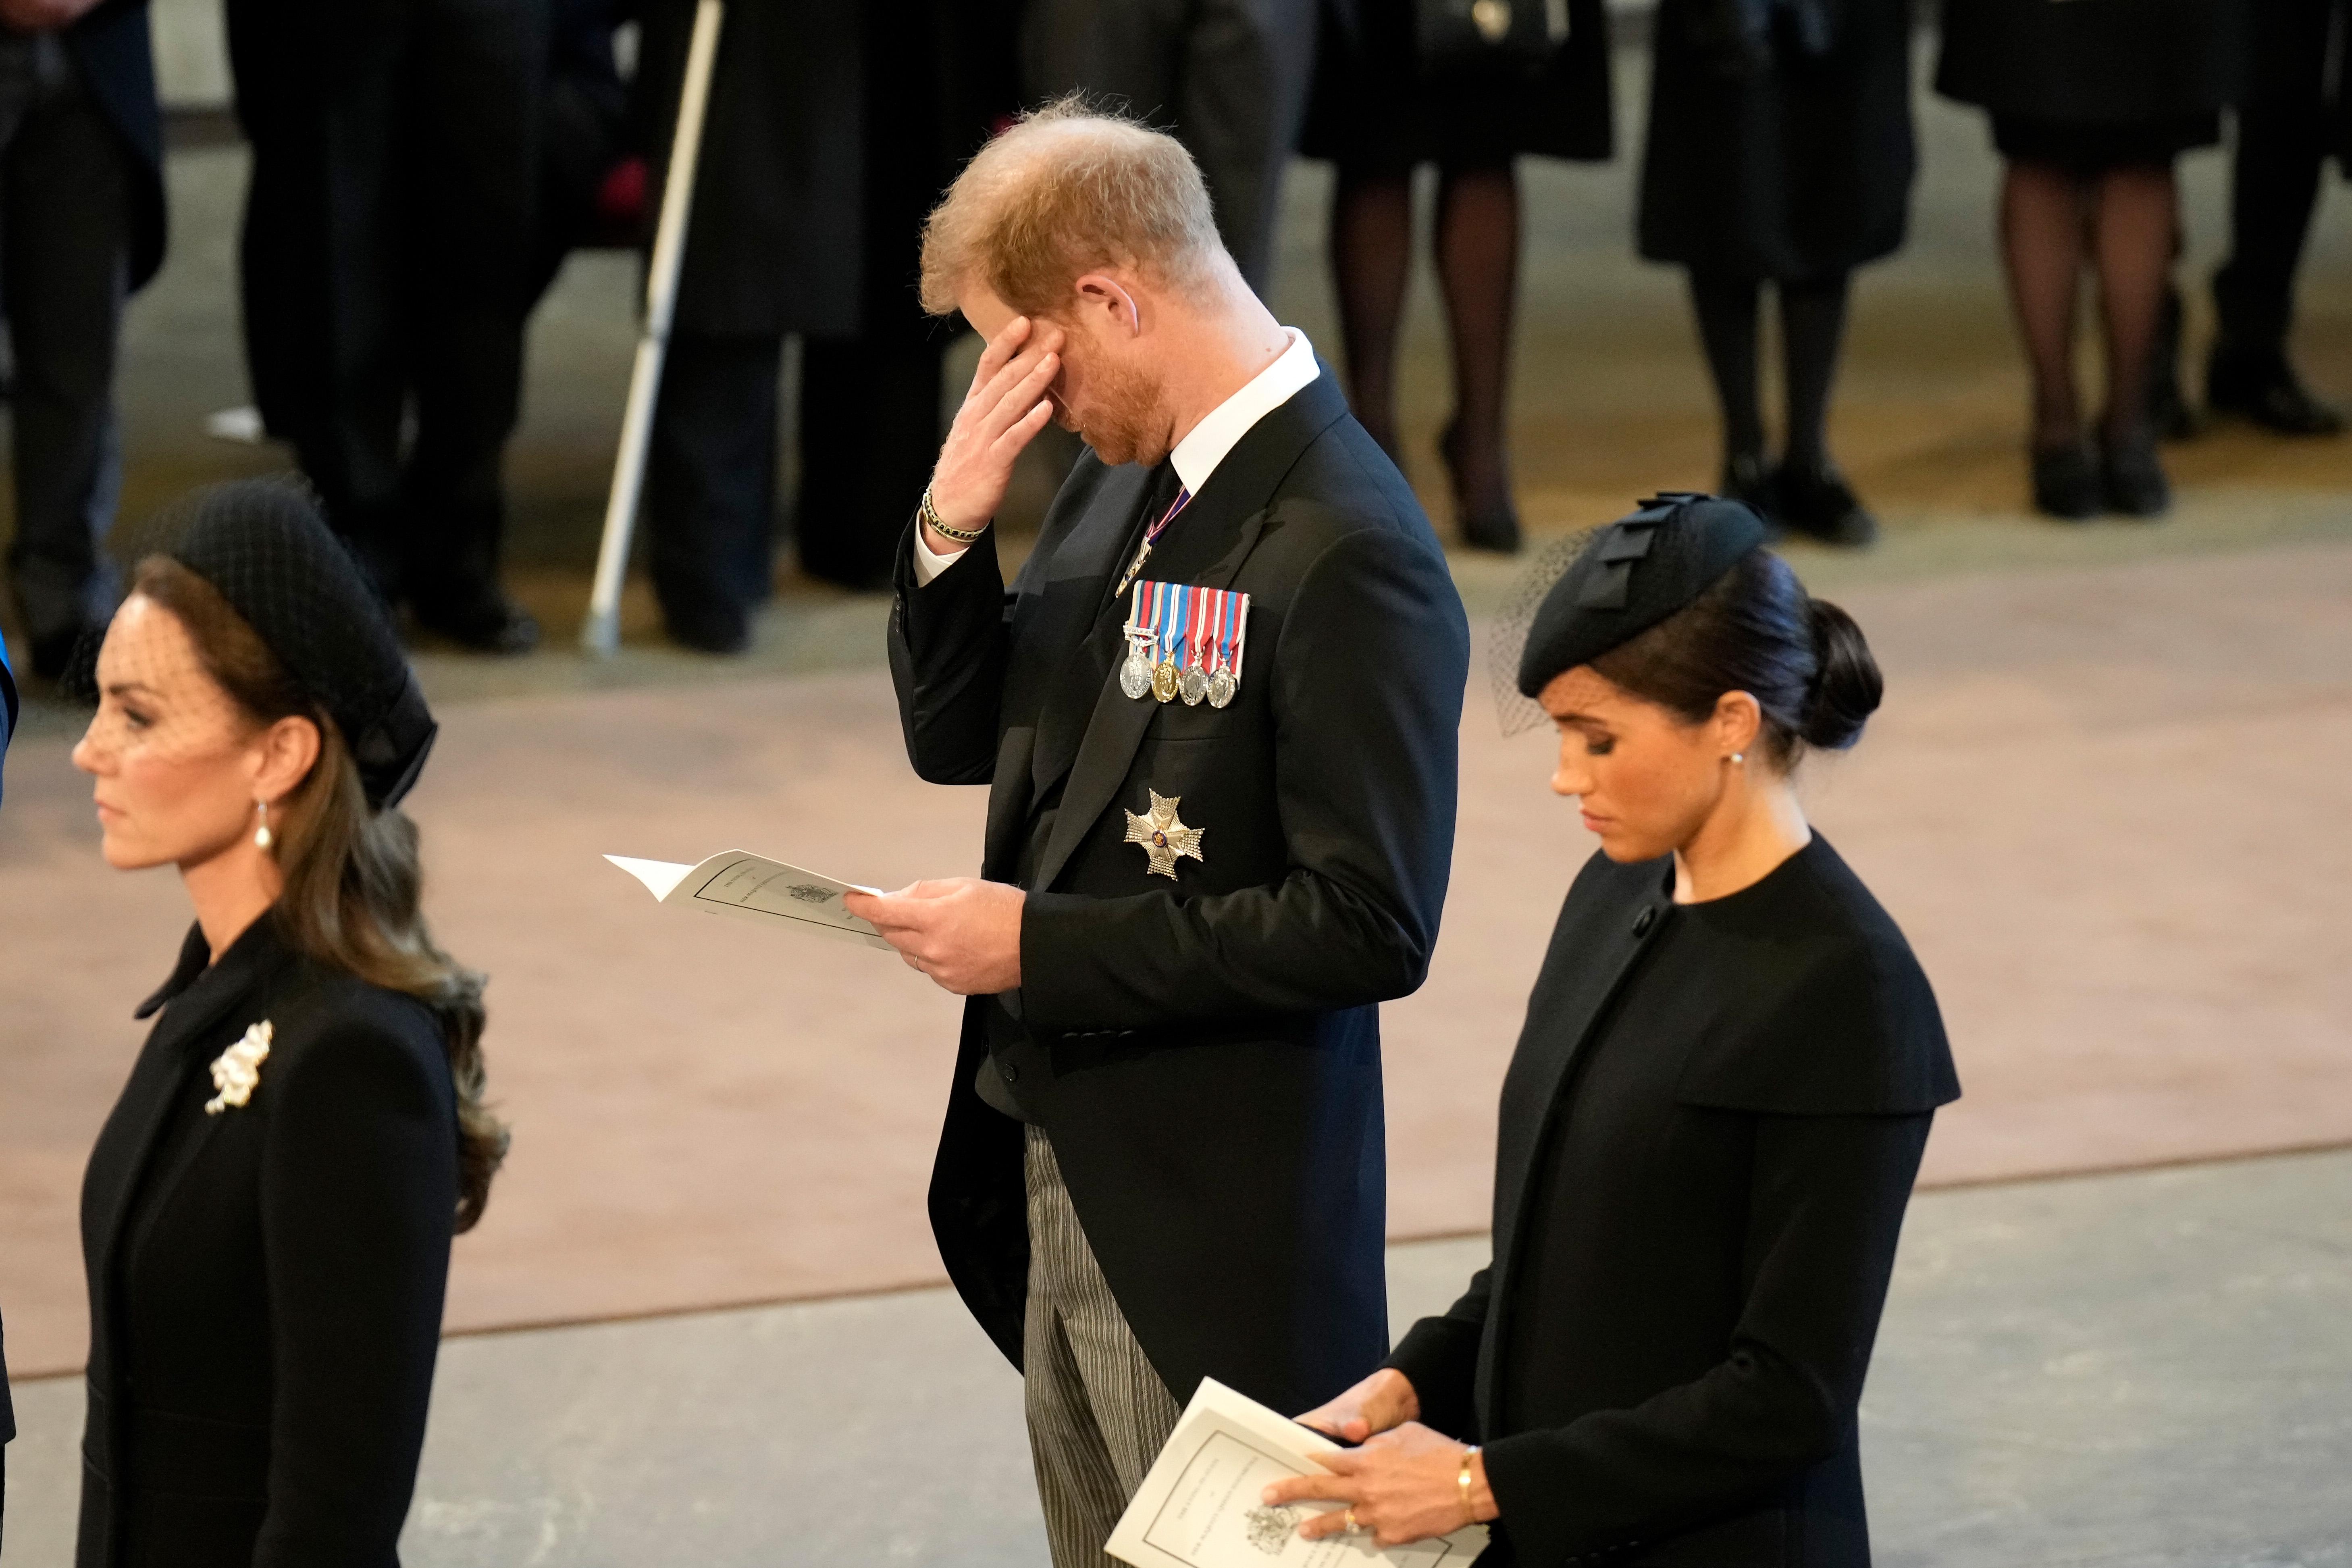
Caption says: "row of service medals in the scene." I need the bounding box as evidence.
[1120,579,1250,708]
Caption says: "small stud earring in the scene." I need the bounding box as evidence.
[1730,753,1745,765]
[254,800,273,851]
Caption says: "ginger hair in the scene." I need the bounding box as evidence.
[919,95,1225,318]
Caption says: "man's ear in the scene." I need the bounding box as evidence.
[1073,272,1144,336]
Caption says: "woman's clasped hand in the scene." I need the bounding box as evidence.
[1262,1368,1497,1547]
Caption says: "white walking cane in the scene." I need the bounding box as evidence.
[582,0,726,656]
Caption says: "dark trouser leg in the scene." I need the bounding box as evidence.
[2213,0,2334,352]
[1327,169,1412,459]
[1778,272,1851,470]
[796,0,947,592]
[647,332,781,652]
[797,336,945,591]
[400,0,545,632]
[2,37,133,657]
[227,0,410,597]
[1177,0,1318,293]
[1686,270,1767,485]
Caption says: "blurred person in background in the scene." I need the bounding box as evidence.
[1937,0,2244,520]
[1020,0,1318,297]
[1640,0,1917,548]
[2207,0,2350,434]
[69,480,503,1566]
[633,0,1014,649]
[0,0,164,680]
[225,0,548,653]
[1301,0,1614,554]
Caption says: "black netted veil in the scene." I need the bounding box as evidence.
[1489,529,1597,737]
[104,478,438,808]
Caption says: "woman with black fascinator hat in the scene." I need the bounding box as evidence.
[67,478,505,1566]
[1265,494,1959,1564]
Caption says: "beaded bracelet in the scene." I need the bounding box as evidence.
[921,487,988,544]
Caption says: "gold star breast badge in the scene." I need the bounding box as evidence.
[1123,790,1205,880]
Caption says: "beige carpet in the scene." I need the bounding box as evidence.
[5,535,2348,1378]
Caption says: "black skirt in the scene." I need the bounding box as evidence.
[1990,112,2222,173]
[1636,0,1917,278]
[1298,0,1615,172]
[1936,0,2246,124]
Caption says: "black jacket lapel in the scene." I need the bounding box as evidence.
[1029,376,1345,894]
[88,925,279,1293]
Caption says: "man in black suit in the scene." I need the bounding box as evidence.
[0,0,163,679]
[226,0,547,652]
[846,104,1468,1567]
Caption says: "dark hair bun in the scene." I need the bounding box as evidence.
[1800,598,1882,750]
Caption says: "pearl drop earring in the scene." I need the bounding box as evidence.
[254,801,273,851]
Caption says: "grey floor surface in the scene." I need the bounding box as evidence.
[5,1148,2347,1566]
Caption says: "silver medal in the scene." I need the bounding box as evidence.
[1120,643,1153,701]
[1179,664,1208,705]
[1208,668,1237,708]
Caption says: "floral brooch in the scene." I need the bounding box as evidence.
[205,1021,274,1115]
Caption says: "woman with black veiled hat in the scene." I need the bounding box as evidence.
[1264,494,1959,1564]
[68,478,505,1567]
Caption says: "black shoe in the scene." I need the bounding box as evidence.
[1440,420,1522,553]
[2099,430,2171,518]
[1770,461,1879,548]
[2030,443,2102,520]
[412,586,541,655]
[2205,345,2345,436]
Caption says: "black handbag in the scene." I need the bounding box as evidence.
[1416,0,1570,79]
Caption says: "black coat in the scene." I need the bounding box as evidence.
[1935,0,2246,123]
[1637,0,1915,277]
[886,368,1471,1419]
[635,0,863,337]
[1387,837,1960,1568]
[78,918,459,1568]
[64,0,166,290]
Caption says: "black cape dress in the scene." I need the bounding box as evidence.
[1387,834,1960,1567]
[1637,0,1917,278]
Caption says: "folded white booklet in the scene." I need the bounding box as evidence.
[1107,1378,1488,1568]
[604,851,894,950]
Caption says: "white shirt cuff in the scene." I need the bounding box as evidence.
[911,526,971,586]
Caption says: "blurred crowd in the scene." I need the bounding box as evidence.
[0,0,2338,667]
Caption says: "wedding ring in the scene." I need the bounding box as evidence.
[1344,1508,1361,1534]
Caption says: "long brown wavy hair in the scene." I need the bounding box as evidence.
[135,556,507,1231]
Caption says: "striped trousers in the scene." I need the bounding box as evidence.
[1023,1126,1184,1568]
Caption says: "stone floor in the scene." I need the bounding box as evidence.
[7,1147,2348,1567]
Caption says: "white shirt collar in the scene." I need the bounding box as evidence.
[1167,328,1320,499]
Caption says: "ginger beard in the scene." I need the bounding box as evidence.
[1051,325,1175,469]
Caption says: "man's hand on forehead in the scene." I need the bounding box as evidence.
[925,315,1065,545]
